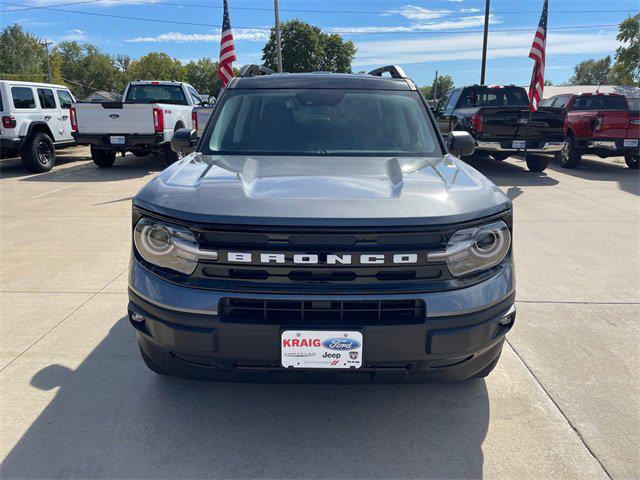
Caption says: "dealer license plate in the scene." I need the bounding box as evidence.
[512,140,526,149]
[623,139,638,148]
[281,330,363,369]
[110,136,126,145]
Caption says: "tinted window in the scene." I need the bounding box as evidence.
[554,95,570,108]
[125,84,187,105]
[206,89,441,157]
[627,98,640,112]
[458,86,529,107]
[446,90,461,112]
[37,88,57,109]
[435,90,452,113]
[11,87,36,109]
[539,97,555,107]
[0,90,3,112]
[57,90,73,109]
[571,95,628,111]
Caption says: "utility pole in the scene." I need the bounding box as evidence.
[273,0,283,73]
[433,70,438,103]
[480,0,490,85]
[42,40,53,83]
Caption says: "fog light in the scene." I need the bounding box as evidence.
[131,312,145,323]
[498,313,514,326]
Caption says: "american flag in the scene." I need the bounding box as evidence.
[217,0,236,87]
[528,0,548,112]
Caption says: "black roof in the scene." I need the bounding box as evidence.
[230,73,415,91]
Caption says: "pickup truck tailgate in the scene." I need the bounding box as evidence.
[74,103,155,134]
[480,106,565,140]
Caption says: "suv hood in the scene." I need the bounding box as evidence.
[134,153,511,226]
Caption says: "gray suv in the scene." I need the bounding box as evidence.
[128,65,515,382]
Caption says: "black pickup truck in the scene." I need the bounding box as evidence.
[433,85,566,172]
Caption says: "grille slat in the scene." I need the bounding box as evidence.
[220,298,426,326]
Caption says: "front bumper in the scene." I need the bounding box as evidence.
[477,140,565,154]
[72,132,164,149]
[128,257,515,382]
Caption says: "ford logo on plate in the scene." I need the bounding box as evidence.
[322,337,361,350]
[109,114,120,119]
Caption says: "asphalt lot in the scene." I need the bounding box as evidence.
[0,147,638,479]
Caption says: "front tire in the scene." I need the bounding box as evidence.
[555,135,581,168]
[625,154,639,169]
[21,132,55,173]
[526,155,550,172]
[90,146,116,168]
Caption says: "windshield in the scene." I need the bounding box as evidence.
[204,89,441,157]
[125,84,187,105]
[457,86,529,108]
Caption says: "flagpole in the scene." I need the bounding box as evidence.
[273,0,283,73]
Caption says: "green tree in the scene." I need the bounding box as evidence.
[419,74,455,100]
[184,58,221,98]
[0,24,49,82]
[128,52,185,82]
[262,20,356,73]
[55,41,123,97]
[568,56,612,85]
[612,13,640,85]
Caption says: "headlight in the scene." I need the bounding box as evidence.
[433,220,511,277]
[133,218,199,275]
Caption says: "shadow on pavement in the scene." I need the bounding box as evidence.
[1,318,490,479]
[546,156,639,196]
[0,149,164,183]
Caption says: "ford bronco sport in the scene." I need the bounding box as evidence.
[128,65,516,382]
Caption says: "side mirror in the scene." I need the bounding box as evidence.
[447,131,475,157]
[171,128,198,155]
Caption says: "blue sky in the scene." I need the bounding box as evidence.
[2,0,637,87]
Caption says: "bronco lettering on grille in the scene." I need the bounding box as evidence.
[226,252,419,265]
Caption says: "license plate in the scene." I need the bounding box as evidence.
[512,140,526,149]
[281,330,363,369]
[624,139,638,148]
[110,136,125,145]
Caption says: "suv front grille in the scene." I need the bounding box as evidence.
[219,298,426,326]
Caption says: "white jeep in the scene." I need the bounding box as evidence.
[0,80,76,173]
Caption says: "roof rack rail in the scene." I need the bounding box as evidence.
[367,65,407,79]
[239,64,275,77]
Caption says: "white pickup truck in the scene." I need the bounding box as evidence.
[72,81,203,167]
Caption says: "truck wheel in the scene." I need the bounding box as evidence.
[625,154,639,169]
[491,152,510,161]
[139,345,170,376]
[163,143,183,164]
[526,155,550,172]
[555,135,581,168]
[90,147,116,168]
[21,132,56,173]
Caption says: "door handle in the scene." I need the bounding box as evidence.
[44,115,51,120]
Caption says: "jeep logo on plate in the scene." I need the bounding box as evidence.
[322,338,361,350]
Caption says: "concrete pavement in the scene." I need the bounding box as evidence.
[1,148,638,479]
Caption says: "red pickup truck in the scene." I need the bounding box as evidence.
[541,93,639,169]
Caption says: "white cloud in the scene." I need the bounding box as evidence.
[60,28,86,41]
[385,5,451,21]
[353,30,620,66]
[460,8,480,13]
[332,15,499,35]
[125,30,269,43]
[31,0,157,5]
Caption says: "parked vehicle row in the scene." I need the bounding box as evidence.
[433,85,640,171]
